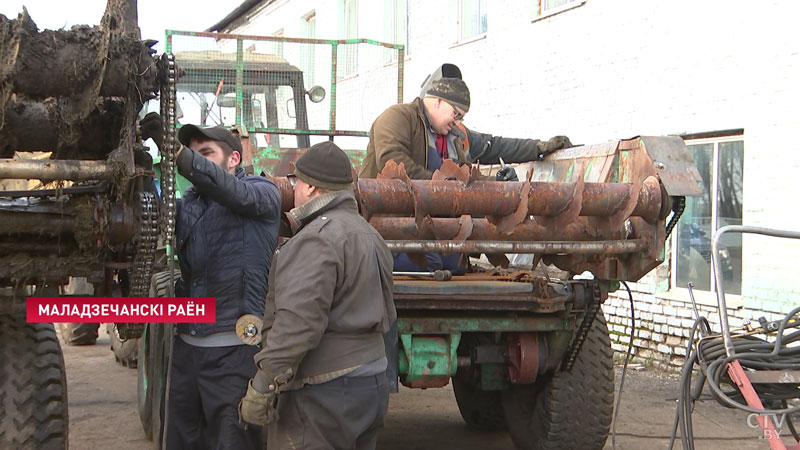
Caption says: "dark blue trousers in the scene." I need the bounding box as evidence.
[165,338,262,450]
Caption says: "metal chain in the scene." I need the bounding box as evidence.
[160,53,178,298]
[117,55,178,340]
[665,196,685,238]
[117,190,158,339]
[160,53,178,247]
[130,191,159,297]
[563,282,603,372]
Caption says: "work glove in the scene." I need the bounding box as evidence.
[139,112,163,150]
[496,166,519,182]
[537,135,573,159]
[238,380,279,426]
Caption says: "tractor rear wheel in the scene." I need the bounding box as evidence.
[501,313,614,450]
[108,323,138,368]
[58,322,99,346]
[138,271,173,448]
[451,333,507,431]
[452,371,507,430]
[0,315,69,449]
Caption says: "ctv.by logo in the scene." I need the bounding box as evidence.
[746,413,786,440]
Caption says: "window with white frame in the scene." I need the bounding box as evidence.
[672,135,744,296]
[458,0,487,42]
[534,0,586,19]
[301,13,316,86]
[338,0,358,77]
[383,0,408,62]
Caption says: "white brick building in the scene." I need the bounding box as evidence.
[210,0,800,368]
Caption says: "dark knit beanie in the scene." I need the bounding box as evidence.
[294,141,354,191]
[425,77,470,113]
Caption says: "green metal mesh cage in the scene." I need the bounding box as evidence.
[165,30,404,175]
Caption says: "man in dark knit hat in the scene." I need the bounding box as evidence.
[138,116,284,449]
[239,141,396,450]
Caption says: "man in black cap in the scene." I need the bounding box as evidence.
[158,122,282,449]
[239,141,396,450]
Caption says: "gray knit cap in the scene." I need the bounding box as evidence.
[294,141,354,191]
[425,77,470,113]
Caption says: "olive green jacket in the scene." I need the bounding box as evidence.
[360,97,468,180]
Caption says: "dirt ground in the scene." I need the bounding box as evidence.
[62,327,792,450]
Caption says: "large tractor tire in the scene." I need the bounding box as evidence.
[501,313,614,450]
[137,324,154,440]
[137,271,174,448]
[452,333,507,431]
[453,373,507,430]
[58,322,99,346]
[0,315,69,449]
[148,322,172,450]
[108,323,138,368]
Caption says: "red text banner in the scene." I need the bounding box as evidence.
[26,297,217,323]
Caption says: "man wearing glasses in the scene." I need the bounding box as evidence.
[361,64,573,181]
[419,64,573,172]
[360,77,472,180]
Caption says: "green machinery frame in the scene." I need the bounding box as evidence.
[164,30,405,139]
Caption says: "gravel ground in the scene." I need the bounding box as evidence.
[61,327,791,450]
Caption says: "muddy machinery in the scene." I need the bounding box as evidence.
[0,1,168,448]
[0,3,334,448]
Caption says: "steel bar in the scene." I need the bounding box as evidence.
[384,239,646,254]
[393,270,453,281]
[394,296,564,313]
[369,217,623,242]
[0,159,115,182]
[271,177,662,220]
[396,316,568,334]
[0,185,105,198]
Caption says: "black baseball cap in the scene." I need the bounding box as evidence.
[178,125,242,154]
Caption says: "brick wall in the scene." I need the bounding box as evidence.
[604,282,795,371]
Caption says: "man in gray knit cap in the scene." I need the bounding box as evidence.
[239,141,396,450]
[420,63,572,173]
[361,63,573,181]
[360,76,473,180]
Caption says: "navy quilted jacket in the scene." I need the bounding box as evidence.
[174,148,282,337]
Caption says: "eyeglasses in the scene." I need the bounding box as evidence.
[446,101,465,122]
[287,174,297,187]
